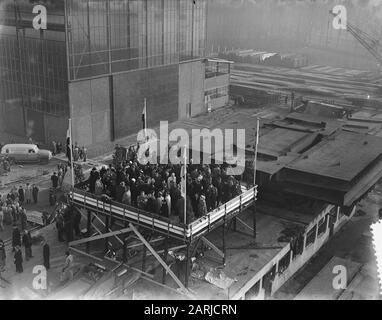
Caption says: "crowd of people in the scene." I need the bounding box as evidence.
[0,184,40,232]
[81,145,243,224]
[54,201,82,244]
[0,156,11,176]
[0,232,51,275]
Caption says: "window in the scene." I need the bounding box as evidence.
[204,86,228,100]
[317,216,327,237]
[305,225,317,248]
[329,206,338,223]
[278,250,291,274]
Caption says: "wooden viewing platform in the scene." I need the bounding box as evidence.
[69,186,257,242]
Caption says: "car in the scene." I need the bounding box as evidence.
[0,143,52,164]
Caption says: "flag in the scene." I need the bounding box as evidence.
[142,100,147,130]
[66,123,71,161]
[180,146,187,224]
[66,118,75,187]
[180,163,186,198]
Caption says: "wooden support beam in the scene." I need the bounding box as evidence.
[69,246,103,262]
[80,211,112,248]
[91,212,124,245]
[68,227,132,247]
[86,210,92,253]
[105,216,110,251]
[142,243,147,271]
[222,219,226,265]
[129,223,187,292]
[201,236,224,258]
[103,256,154,279]
[191,238,202,258]
[123,238,127,263]
[252,204,257,239]
[236,217,254,232]
[125,237,164,250]
[162,239,169,285]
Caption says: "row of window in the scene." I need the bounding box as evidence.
[66,0,207,80]
[245,206,340,299]
[205,86,229,100]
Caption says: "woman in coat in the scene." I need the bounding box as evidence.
[197,194,208,218]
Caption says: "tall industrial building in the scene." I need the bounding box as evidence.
[0,0,230,147]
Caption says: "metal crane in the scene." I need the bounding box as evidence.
[330,10,382,66]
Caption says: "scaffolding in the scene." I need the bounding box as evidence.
[68,185,257,294]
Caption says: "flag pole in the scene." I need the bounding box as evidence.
[184,145,187,225]
[254,118,260,187]
[69,105,75,188]
[144,98,147,140]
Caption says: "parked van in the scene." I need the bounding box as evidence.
[0,144,52,164]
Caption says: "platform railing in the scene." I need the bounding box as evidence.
[70,186,257,240]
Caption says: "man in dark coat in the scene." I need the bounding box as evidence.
[56,213,65,242]
[18,186,25,204]
[22,230,33,261]
[14,246,23,273]
[12,226,21,252]
[42,239,50,270]
[32,184,39,204]
[51,172,58,189]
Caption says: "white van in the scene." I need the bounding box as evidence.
[0,144,52,164]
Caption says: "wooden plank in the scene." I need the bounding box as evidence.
[92,212,124,245]
[129,223,187,292]
[80,211,112,248]
[201,237,224,258]
[69,247,103,262]
[147,244,187,257]
[236,217,254,232]
[103,256,154,279]
[69,227,132,247]
[125,237,165,250]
